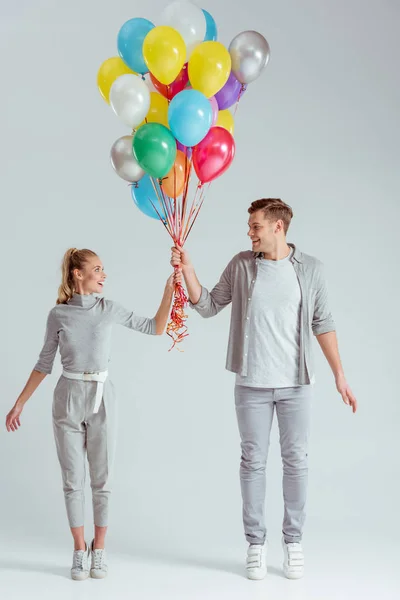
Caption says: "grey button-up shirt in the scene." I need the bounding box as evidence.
[189,244,336,385]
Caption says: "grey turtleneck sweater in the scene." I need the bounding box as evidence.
[34,293,156,375]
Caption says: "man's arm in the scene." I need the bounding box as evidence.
[171,245,202,302]
[313,262,357,413]
[170,245,232,317]
[179,266,202,305]
[316,331,357,413]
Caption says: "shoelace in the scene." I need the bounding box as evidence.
[73,550,86,569]
[92,549,106,570]
[246,546,264,569]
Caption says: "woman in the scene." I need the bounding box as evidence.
[5,247,179,580]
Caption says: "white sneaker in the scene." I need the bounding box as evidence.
[246,542,267,580]
[282,537,304,579]
[90,539,108,579]
[71,543,90,581]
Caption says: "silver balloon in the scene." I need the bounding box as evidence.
[229,30,270,84]
[110,135,145,182]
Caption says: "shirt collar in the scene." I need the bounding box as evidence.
[253,243,303,263]
[67,293,98,308]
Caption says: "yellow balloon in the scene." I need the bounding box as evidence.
[216,109,235,135]
[138,92,170,129]
[188,41,231,98]
[97,57,136,104]
[143,26,186,85]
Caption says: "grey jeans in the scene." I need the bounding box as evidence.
[52,376,118,528]
[235,385,312,544]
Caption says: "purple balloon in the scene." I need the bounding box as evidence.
[176,140,192,158]
[215,71,246,110]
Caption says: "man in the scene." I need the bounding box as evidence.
[171,198,357,580]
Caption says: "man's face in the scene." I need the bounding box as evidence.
[247,210,277,253]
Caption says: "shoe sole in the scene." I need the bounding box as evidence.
[283,567,304,580]
[246,570,267,580]
[90,570,107,579]
[71,572,89,581]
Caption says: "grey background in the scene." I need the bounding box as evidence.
[0,0,398,580]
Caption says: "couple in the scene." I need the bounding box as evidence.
[6,197,357,581]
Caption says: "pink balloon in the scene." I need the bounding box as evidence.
[209,96,218,125]
[192,126,235,184]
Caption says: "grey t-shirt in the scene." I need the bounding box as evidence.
[34,293,156,375]
[236,248,303,388]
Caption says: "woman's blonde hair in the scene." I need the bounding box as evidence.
[57,248,98,304]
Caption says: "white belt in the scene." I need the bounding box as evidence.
[62,370,108,414]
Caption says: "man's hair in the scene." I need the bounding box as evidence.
[248,198,293,234]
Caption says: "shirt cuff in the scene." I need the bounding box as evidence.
[149,317,157,335]
[188,286,208,310]
[312,321,336,336]
[33,364,52,375]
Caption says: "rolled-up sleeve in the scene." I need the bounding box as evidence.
[312,263,336,336]
[189,261,233,318]
[111,301,156,335]
[34,310,59,374]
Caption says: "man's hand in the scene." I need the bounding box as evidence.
[170,245,192,270]
[170,245,202,304]
[6,403,24,432]
[336,374,357,413]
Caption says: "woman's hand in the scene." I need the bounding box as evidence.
[166,268,183,292]
[6,403,24,432]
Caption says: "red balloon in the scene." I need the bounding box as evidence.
[192,127,235,184]
[150,64,189,101]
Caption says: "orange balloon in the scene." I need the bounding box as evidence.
[161,150,188,198]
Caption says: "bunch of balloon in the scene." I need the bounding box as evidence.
[97,1,270,348]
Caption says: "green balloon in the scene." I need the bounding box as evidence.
[132,123,177,179]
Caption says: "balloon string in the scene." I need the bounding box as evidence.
[179,156,193,241]
[181,182,201,242]
[183,183,210,244]
[233,84,246,117]
[149,177,173,233]
[151,162,207,350]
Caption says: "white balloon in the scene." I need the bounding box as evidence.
[109,74,150,128]
[160,1,206,57]
[110,136,145,182]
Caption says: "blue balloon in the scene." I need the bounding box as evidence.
[168,89,213,148]
[131,174,164,220]
[202,9,217,41]
[117,18,154,74]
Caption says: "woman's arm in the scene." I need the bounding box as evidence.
[6,308,60,432]
[5,370,48,432]
[153,271,181,334]
[111,271,182,335]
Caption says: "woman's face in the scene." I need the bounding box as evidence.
[73,255,107,295]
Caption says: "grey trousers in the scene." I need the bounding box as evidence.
[235,385,312,545]
[52,376,118,528]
